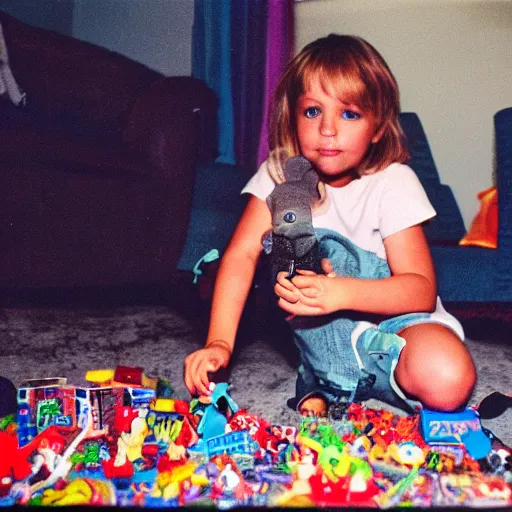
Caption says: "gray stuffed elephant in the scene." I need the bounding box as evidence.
[265,155,324,282]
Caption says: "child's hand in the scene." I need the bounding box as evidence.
[184,341,231,397]
[274,259,342,316]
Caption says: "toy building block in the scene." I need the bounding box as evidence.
[17,378,128,446]
[420,408,492,460]
[85,366,158,390]
[150,398,189,415]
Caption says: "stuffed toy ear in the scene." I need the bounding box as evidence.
[303,166,320,194]
[283,156,321,202]
[282,155,315,182]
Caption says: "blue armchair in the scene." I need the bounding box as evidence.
[403,108,512,303]
[179,109,512,304]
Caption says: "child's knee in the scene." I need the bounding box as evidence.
[396,323,476,411]
[424,357,475,410]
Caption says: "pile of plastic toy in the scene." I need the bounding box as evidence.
[0,366,510,508]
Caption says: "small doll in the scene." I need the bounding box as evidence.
[265,154,324,282]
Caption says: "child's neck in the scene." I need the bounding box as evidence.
[320,169,360,188]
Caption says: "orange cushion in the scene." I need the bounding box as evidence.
[459,187,498,248]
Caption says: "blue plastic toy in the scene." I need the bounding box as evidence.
[420,407,492,460]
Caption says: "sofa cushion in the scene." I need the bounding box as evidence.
[0,162,188,288]
[400,112,466,243]
[400,112,441,186]
[431,245,500,302]
[0,126,152,178]
[422,183,466,243]
[178,161,248,271]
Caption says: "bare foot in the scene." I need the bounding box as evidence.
[299,395,328,417]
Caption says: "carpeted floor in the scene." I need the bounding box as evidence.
[0,298,512,445]
[0,300,510,447]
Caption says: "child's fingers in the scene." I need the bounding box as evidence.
[275,273,301,303]
[197,368,212,396]
[274,282,300,303]
[288,277,319,299]
[191,363,212,397]
[289,274,315,289]
[276,271,297,290]
[185,368,202,396]
[197,357,225,395]
[290,293,321,308]
[185,359,204,396]
[321,258,335,275]
[277,296,324,316]
[294,269,316,276]
[184,351,220,396]
[184,354,198,394]
[288,278,320,299]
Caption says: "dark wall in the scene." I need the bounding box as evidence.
[0,0,73,35]
[0,0,194,77]
[72,0,193,76]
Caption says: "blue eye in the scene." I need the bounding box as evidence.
[342,110,360,120]
[283,212,296,223]
[304,107,321,119]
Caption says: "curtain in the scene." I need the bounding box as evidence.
[257,0,294,167]
[192,1,235,165]
[192,0,293,172]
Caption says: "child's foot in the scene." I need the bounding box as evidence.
[299,394,328,417]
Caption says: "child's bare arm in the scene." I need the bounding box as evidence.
[184,196,271,396]
[275,225,436,316]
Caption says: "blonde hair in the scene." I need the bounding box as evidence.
[269,34,409,176]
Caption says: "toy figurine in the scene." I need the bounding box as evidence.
[118,417,149,464]
[191,382,239,441]
[0,430,32,497]
[2,367,512,508]
[30,431,66,482]
[40,478,116,506]
[264,155,324,281]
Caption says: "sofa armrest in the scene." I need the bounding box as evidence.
[495,108,512,246]
[494,107,512,294]
[122,77,217,179]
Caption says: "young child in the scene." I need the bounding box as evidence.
[184,34,476,416]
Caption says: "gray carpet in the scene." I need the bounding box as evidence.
[0,305,510,447]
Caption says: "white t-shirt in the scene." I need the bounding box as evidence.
[242,161,436,260]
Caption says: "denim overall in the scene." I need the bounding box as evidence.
[285,228,462,413]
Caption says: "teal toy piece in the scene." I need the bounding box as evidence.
[192,382,240,442]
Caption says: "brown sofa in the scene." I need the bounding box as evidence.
[0,11,216,292]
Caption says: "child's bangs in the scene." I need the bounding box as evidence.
[303,62,369,111]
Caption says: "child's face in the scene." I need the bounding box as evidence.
[295,77,381,187]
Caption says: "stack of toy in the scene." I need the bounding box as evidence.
[0,367,510,508]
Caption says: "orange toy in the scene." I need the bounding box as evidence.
[459,187,498,248]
